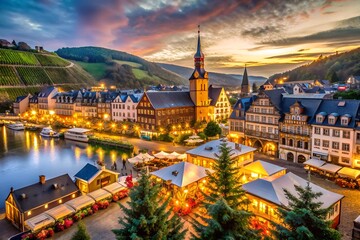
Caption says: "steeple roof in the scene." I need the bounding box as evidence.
[241,66,249,86]
[194,25,204,58]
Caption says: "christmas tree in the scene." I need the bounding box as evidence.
[191,142,259,240]
[71,221,91,240]
[273,182,341,240]
[112,172,186,240]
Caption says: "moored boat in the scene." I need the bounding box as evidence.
[40,127,60,138]
[6,122,25,131]
[64,128,92,142]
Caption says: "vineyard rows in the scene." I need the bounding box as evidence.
[35,54,70,67]
[0,87,42,100]
[0,49,39,65]
[16,67,53,85]
[0,66,23,86]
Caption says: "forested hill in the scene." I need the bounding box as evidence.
[55,47,187,88]
[268,47,360,83]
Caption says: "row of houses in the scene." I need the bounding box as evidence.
[229,87,360,169]
[13,87,143,122]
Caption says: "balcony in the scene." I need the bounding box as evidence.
[245,129,278,140]
[279,144,310,153]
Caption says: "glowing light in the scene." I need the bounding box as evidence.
[49,110,55,115]
[59,199,62,203]
[111,123,116,128]
[31,110,36,115]
[103,114,109,120]
[123,125,128,130]
[45,204,48,209]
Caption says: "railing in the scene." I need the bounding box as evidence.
[278,144,310,152]
[246,119,278,125]
[245,129,278,140]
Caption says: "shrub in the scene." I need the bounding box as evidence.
[157,133,173,142]
[197,132,207,140]
[175,133,192,144]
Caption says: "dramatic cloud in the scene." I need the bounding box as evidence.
[0,0,359,76]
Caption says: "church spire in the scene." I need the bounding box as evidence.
[190,25,206,80]
[241,65,250,95]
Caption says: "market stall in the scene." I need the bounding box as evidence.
[154,151,170,159]
[64,195,95,212]
[25,213,55,232]
[242,160,286,182]
[103,182,126,195]
[303,158,326,172]
[337,167,360,179]
[318,163,342,179]
[45,204,75,221]
[87,188,112,202]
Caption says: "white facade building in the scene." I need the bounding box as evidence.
[111,93,142,122]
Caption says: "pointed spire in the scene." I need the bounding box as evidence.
[194,25,204,58]
[241,65,249,86]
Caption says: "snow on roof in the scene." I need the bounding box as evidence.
[186,139,256,160]
[151,162,214,188]
[244,160,286,176]
[243,172,344,209]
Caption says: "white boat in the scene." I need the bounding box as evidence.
[40,127,60,138]
[6,123,25,131]
[64,128,92,142]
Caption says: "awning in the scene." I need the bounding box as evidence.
[65,195,95,212]
[103,182,126,195]
[177,153,187,160]
[167,151,181,160]
[25,213,55,232]
[312,151,328,156]
[318,163,342,174]
[87,188,112,202]
[303,158,326,168]
[338,167,360,179]
[45,204,75,220]
[154,151,169,159]
[128,153,154,164]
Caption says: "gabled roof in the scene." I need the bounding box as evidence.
[241,67,249,86]
[208,85,222,106]
[11,174,79,212]
[38,86,56,98]
[186,139,256,160]
[243,160,286,176]
[263,89,285,110]
[243,172,344,208]
[145,91,194,109]
[151,162,213,188]
[309,99,360,128]
[15,95,27,103]
[280,98,322,119]
[74,163,119,183]
[74,163,99,181]
[229,97,254,120]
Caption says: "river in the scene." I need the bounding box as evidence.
[0,126,131,208]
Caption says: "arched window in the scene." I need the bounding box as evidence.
[289,139,293,146]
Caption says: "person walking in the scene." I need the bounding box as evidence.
[122,158,126,170]
[113,161,117,170]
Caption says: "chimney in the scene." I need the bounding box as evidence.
[39,175,46,184]
[235,143,241,151]
[10,187,14,193]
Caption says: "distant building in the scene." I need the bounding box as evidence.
[240,66,250,96]
[262,80,274,91]
[13,94,31,115]
[37,86,58,115]
[5,174,80,231]
[111,93,143,122]
[0,39,15,48]
[228,97,253,143]
[54,91,78,116]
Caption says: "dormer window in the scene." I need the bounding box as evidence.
[341,117,349,125]
[328,116,335,124]
[316,115,324,123]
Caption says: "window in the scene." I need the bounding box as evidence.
[297,141,303,148]
[323,140,329,148]
[342,143,350,151]
[316,116,323,123]
[323,128,330,136]
[333,130,340,137]
[314,127,320,134]
[314,139,320,146]
[328,117,335,124]
[341,157,350,164]
[343,131,350,139]
[261,116,266,122]
[268,127,273,133]
[332,142,339,150]
[341,117,349,125]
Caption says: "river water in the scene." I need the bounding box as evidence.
[0,126,131,208]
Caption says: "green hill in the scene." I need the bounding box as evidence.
[268,47,360,83]
[0,48,96,103]
[55,47,187,89]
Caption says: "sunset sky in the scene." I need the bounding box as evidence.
[1,0,360,76]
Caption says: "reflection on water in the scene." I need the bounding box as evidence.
[0,126,131,208]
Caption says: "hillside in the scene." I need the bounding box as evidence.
[0,48,96,103]
[158,63,266,87]
[55,47,187,88]
[268,47,360,83]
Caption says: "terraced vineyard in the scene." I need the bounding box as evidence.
[35,54,70,67]
[0,66,23,86]
[0,49,39,65]
[0,48,96,102]
[16,67,52,85]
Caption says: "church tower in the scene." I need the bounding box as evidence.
[189,26,210,122]
[241,66,250,96]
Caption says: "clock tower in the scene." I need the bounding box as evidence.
[189,26,210,122]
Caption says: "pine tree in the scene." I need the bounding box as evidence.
[273,182,341,240]
[252,82,258,93]
[112,172,186,240]
[330,71,340,83]
[71,221,91,240]
[191,142,259,240]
